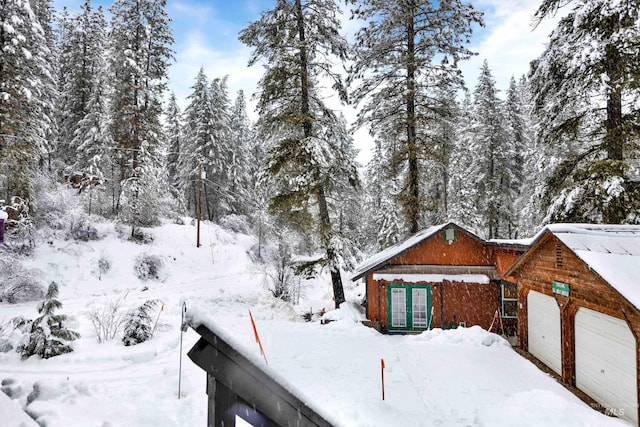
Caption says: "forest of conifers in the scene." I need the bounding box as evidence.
[1,0,639,304]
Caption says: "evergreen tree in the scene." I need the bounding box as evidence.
[531,0,640,223]
[164,92,183,192]
[122,299,159,346]
[205,77,233,220]
[425,81,459,224]
[348,0,482,234]
[73,65,114,217]
[58,1,108,169]
[449,91,482,233]
[19,282,80,359]
[181,68,214,214]
[239,0,359,308]
[506,75,540,236]
[228,90,254,216]
[0,0,53,202]
[108,0,174,230]
[72,4,111,177]
[467,61,514,239]
[363,140,404,251]
[29,0,57,171]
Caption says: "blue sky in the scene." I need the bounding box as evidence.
[52,0,561,163]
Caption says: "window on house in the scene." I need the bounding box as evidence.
[501,282,517,319]
[391,288,407,328]
[412,288,427,328]
[388,284,432,330]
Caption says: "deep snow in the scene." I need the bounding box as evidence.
[0,217,630,427]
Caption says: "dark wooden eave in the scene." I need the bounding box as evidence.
[188,321,333,427]
[484,241,530,253]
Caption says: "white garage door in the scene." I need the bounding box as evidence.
[527,291,562,375]
[575,307,637,425]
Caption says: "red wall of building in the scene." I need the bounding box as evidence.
[431,281,499,330]
[391,230,491,266]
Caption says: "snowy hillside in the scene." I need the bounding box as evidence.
[0,217,629,427]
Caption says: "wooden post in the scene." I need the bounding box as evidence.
[381,358,385,400]
[197,163,202,248]
[249,310,268,365]
[179,302,187,399]
[559,298,576,385]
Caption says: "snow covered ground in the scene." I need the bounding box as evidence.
[0,217,630,426]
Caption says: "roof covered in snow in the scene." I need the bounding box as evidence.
[0,391,39,427]
[351,222,527,282]
[351,223,464,281]
[510,223,640,310]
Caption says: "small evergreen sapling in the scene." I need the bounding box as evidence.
[122,300,160,346]
[19,282,80,360]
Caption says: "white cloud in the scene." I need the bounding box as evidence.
[459,0,563,92]
[168,32,262,117]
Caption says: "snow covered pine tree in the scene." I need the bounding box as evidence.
[19,282,80,360]
[122,299,160,346]
[530,0,640,223]
[239,0,360,308]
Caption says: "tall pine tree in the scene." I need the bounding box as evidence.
[531,0,640,223]
[108,0,174,230]
[0,0,53,202]
[239,0,359,308]
[348,0,482,234]
[228,90,254,216]
[467,61,515,239]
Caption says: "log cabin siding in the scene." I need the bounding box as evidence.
[513,233,640,424]
[492,249,522,282]
[358,224,524,334]
[432,281,499,330]
[389,230,491,266]
[366,273,379,323]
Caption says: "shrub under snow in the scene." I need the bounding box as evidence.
[133,254,164,281]
[0,260,45,304]
[122,300,161,346]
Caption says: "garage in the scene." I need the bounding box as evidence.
[575,307,638,425]
[507,224,640,424]
[527,290,561,375]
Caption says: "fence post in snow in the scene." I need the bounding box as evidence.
[381,358,385,401]
[179,302,187,399]
[0,209,7,244]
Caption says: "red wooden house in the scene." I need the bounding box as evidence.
[505,224,640,426]
[352,222,527,335]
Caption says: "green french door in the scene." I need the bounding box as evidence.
[388,284,432,331]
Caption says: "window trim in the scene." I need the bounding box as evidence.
[501,282,518,319]
[387,284,432,331]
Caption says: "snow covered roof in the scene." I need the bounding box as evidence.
[509,223,640,310]
[352,223,471,281]
[486,237,535,249]
[0,391,39,427]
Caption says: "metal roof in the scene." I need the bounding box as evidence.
[508,223,640,310]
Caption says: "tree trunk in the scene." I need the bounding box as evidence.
[295,0,312,139]
[604,43,623,161]
[317,184,345,308]
[295,0,345,308]
[405,9,419,234]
